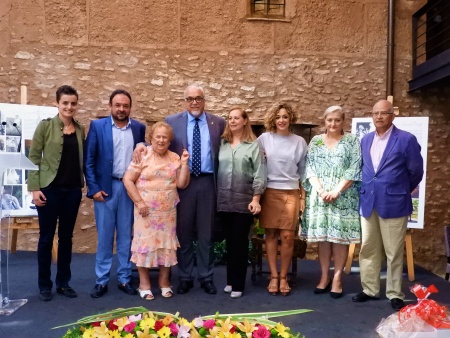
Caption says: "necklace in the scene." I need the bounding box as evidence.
[63,122,73,130]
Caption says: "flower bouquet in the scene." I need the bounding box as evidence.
[56,306,311,338]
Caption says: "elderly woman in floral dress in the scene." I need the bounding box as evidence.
[123,122,190,300]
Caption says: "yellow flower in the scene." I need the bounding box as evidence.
[228,332,242,338]
[216,318,233,333]
[157,326,171,338]
[136,326,158,338]
[178,317,191,328]
[82,328,95,338]
[108,330,121,338]
[93,322,109,338]
[190,327,202,338]
[114,317,129,331]
[275,323,290,338]
[234,319,257,338]
[140,317,156,330]
[124,334,135,338]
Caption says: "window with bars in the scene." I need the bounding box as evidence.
[250,0,286,18]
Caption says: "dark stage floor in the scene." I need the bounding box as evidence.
[1,251,450,338]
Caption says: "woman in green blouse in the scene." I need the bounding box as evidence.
[217,107,266,299]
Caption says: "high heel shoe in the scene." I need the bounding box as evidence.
[314,279,332,294]
[330,291,343,299]
[279,276,291,296]
[267,275,279,295]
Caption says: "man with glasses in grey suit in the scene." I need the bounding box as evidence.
[165,84,225,295]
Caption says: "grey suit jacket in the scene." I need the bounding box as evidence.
[165,110,226,186]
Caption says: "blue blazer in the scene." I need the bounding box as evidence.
[165,111,226,184]
[84,117,146,199]
[359,125,424,218]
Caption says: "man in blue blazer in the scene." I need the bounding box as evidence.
[165,84,225,295]
[353,99,424,311]
[84,89,146,298]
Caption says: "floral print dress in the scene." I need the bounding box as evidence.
[300,134,362,244]
[127,148,181,268]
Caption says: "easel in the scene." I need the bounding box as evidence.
[7,86,58,263]
[345,95,415,281]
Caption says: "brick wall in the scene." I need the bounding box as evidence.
[1,0,449,275]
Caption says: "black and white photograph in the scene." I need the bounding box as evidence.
[1,185,22,210]
[5,115,22,136]
[5,135,21,152]
[5,168,22,185]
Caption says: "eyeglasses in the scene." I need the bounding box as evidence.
[185,96,204,103]
[372,111,393,117]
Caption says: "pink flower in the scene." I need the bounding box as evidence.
[203,319,216,329]
[253,325,271,338]
[169,322,178,336]
[124,322,136,333]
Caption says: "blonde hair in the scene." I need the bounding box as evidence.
[323,105,345,120]
[264,102,297,133]
[222,107,256,143]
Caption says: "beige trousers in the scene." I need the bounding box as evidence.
[359,210,408,300]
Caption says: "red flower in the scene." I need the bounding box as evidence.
[91,322,101,327]
[154,320,164,331]
[203,319,216,329]
[108,321,118,331]
[124,322,136,333]
[230,325,236,333]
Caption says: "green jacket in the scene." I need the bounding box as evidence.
[27,115,85,191]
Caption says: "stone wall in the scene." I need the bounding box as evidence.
[1,0,449,275]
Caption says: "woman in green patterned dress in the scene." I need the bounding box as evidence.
[300,105,361,299]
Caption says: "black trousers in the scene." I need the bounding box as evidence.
[36,186,81,291]
[221,212,254,292]
[177,175,216,282]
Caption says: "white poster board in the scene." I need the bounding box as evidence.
[351,117,428,229]
[0,103,57,217]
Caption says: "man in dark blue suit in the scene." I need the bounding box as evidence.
[352,99,424,311]
[85,89,146,298]
[165,84,225,295]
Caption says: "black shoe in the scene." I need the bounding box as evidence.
[391,298,405,311]
[56,286,78,298]
[177,281,194,294]
[201,281,217,295]
[118,282,137,295]
[90,284,108,298]
[330,291,343,299]
[352,291,379,302]
[39,290,52,302]
[314,279,332,294]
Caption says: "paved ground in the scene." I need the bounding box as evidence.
[1,251,450,338]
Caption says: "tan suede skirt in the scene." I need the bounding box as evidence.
[259,188,300,231]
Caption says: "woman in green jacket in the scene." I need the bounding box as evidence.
[28,85,85,302]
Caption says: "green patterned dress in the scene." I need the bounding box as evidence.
[300,134,362,244]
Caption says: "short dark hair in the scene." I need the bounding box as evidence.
[56,85,78,103]
[109,89,132,107]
